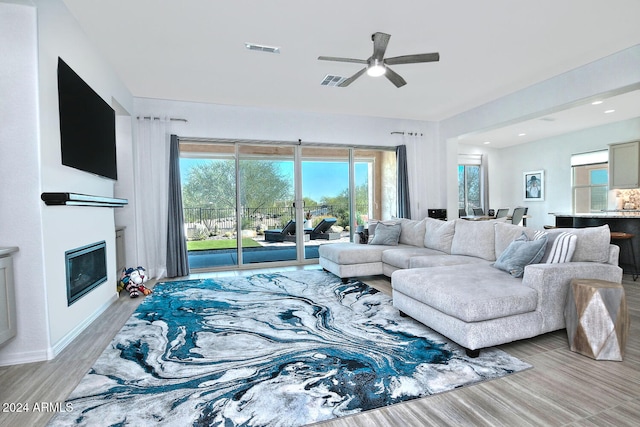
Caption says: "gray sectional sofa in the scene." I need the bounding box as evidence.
[318,218,622,356]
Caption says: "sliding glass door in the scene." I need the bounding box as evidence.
[179,140,396,270]
[180,142,239,269]
[300,147,350,257]
[238,144,298,264]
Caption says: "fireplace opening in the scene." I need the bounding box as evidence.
[66,241,107,306]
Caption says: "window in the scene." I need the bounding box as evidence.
[458,152,484,216]
[572,151,608,213]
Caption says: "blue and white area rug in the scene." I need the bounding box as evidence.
[50,270,531,426]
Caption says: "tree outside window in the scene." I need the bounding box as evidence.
[458,164,481,215]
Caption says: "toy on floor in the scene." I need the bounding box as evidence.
[120,266,152,298]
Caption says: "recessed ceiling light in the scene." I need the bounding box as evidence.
[518,133,526,137]
[483,141,491,145]
[605,109,616,114]
[591,100,603,105]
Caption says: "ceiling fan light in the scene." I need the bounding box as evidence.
[367,63,386,77]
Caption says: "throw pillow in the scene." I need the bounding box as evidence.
[494,222,538,258]
[369,222,402,246]
[540,230,577,263]
[493,232,548,278]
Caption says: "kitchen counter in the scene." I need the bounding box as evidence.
[551,213,639,277]
[552,211,640,219]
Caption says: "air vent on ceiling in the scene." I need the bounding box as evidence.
[245,43,280,54]
[321,75,347,87]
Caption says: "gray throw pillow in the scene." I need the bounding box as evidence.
[493,232,548,278]
[369,222,402,246]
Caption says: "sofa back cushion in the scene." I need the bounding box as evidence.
[564,224,610,263]
[494,222,538,258]
[450,219,497,261]
[423,217,456,253]
[397,218,426,247]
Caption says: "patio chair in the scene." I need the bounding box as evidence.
[264,220,301,242]
[309,217,341,240]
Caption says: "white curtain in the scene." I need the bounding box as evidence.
[134,117,172,279]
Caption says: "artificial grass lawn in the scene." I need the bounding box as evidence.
[187,238,263,251]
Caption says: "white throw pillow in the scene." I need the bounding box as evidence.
[539,231,577,263]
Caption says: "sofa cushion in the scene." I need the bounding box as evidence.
[494,222,538,258]
[539,230,577,263]
[567,224,610,263]
[369,222,402,246]
[424,217,456,253]
[392,264,538,322]
[493,232,547,278]
[397,218,426,247]
[318,243,388,265]
[450,219,497,261]
[409,254,490,269]
[382,247,444,269]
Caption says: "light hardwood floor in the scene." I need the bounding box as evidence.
[1,266,638,427]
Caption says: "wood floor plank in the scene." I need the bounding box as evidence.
[1,268,638,427]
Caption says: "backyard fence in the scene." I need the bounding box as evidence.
[184,204,369,238]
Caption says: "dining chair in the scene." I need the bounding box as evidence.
[511,207,528,225]
[472,207,484,216]
[458,208,467,217]
[495,208,509,219]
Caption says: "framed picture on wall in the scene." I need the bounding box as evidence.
[524,170,544,201]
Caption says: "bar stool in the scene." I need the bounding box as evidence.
[610,231,638,281]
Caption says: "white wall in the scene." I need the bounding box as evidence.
[487,118,640,229]
[0,1,50,364]
[35,0,134,353]
[441,45,640,223]
[133,98,440,220]
[0,0,134,365]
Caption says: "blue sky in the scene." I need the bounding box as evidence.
[180,159,368,202]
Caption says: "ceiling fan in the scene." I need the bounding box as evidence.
[318,32,439,88]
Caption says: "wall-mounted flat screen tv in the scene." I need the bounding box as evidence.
[57,57,117,180]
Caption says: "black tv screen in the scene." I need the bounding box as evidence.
[57,57,117,180]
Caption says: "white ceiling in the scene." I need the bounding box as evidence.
[63,0,640,143]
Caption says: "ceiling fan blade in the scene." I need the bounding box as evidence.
[338,67,367,87]
[318,56,367,64]
[384,66,407,88]
[372,32,391,61]
[385,52,440,65]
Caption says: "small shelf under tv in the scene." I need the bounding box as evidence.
[41,192,128,207]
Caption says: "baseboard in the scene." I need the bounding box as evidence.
[50,293,119,358]
[0,348,51,367]
[0,293,119,367]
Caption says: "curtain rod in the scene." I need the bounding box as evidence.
[177,136,396,151]
[136,116,188,123]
